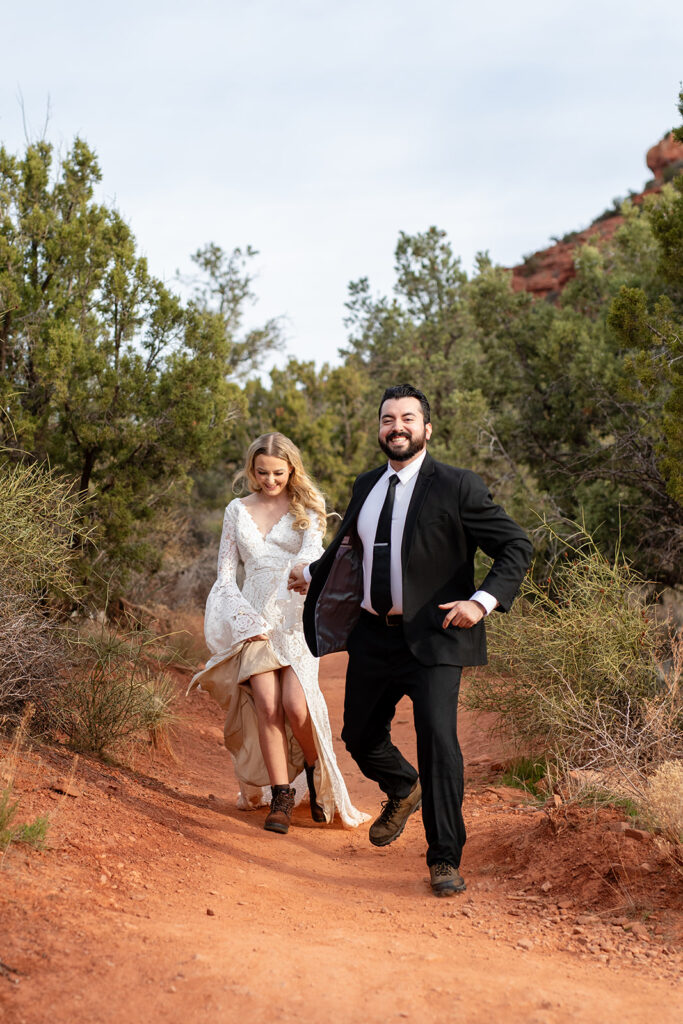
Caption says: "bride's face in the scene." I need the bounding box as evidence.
[253,454,291,498]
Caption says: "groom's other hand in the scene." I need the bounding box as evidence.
[288,563,309,594]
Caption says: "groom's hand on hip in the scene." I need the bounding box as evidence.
[439,600,486,629]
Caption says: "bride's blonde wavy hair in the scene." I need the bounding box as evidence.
[233,432,327,532]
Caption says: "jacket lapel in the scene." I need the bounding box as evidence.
[401,452,434,564]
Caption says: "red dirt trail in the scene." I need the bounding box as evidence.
[1,654,681,1024]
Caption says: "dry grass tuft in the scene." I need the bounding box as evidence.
[1,458,180,759]
[0,711,49,855]
[640,760,683,843]
[0,456,87,726]
[0,586,65,728]
[0,455,88,602]
[56,624,177,757]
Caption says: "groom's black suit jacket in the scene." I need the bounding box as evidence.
[303,452,533,667]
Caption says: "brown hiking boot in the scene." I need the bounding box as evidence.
[369,779,422,847]
[429,862,466,896]
[264,785,295,834]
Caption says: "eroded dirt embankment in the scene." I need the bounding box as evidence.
[1,653,681,1024]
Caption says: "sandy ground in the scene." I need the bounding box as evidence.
[1,653,681,1024]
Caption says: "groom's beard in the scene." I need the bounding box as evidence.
[378,428,427,462]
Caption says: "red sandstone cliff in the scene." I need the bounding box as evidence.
[511,133,683,299]
[647,131,683,183]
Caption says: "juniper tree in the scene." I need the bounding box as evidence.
[0,138,278,591]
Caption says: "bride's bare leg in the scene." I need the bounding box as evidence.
[280,666,318,765]
[281,666,326,822]
[250,670,289,785]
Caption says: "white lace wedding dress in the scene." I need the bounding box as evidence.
[189,499,368,828]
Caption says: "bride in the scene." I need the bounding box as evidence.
[189,432,368,833]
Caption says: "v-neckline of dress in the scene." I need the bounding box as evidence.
[238,500,290,541]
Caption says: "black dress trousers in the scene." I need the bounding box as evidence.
[342,612,466,868]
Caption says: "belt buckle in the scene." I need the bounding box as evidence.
[385,612,399,627]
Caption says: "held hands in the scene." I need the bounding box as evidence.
[438,599,486,630]
[288,563,309,595]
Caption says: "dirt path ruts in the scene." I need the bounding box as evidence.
[1,653,680,1024]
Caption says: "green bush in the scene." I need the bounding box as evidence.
[465,521,682,790]
[56,625,176,757]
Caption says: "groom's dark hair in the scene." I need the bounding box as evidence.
[378,384,431,425]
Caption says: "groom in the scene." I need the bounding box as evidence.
[289,384,532,896]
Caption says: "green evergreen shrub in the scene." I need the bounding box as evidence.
[465,521,682,794]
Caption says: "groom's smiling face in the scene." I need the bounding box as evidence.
[378,397,432,463]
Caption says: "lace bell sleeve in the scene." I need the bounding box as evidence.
[203,503,270,656]
[297,514,325,565]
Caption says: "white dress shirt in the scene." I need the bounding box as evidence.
[304,449,497,616]
[357,452,425,614]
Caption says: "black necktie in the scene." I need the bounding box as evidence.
[370,474,399,618]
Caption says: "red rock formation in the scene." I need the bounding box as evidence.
[511,135,681,300]
[646,132,683,183]
[510,217,623,299]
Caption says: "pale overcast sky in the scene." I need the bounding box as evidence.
[3,1,682,369]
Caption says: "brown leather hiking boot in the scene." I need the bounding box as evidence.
[264,785,295,834]
[369,779,422,847]
[429,862,466,896]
